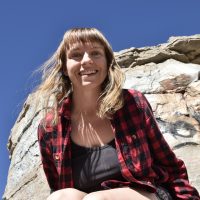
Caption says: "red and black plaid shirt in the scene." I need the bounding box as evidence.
[38,89,200,199]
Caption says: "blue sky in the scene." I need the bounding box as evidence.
[0,0,200,198]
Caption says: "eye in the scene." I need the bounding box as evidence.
[69,52,83,60]
[90,50,102,57]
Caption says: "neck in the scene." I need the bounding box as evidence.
[72,87,101,115]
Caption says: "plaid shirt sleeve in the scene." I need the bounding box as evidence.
[140,93,200,199]
[37,121,59,191]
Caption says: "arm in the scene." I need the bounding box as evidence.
[37,122,59,192]
[141,93,200,199]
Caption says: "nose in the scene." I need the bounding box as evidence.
[81,52,92,65]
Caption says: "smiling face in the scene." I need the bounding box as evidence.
[65,42,108,91]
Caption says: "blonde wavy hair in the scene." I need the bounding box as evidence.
[33,27,125,125]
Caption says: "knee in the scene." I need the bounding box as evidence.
[47,190,64,200]
[83,192,107,200]
[47,188,86,200]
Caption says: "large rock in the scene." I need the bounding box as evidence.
[123,59,200,93]
[3,97,50,200]
[3,35,200,199]
[115,34,200,67]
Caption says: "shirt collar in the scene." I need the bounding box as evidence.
[58,93,72,119]
[57,92,121,120]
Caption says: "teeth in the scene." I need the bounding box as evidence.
[79,70,97,75]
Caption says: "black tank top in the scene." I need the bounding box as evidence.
[71,138,173,199]
[71,138,125,193]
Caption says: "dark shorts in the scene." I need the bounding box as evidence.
[155,186,173,200]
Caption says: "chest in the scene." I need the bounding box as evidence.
[70,117,115,148]
[52,113,151,180]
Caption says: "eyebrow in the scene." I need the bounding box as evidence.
[69,46,104,51]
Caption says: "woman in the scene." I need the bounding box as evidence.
[37,28,200,200]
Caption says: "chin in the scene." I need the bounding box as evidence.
[80,82,102,89]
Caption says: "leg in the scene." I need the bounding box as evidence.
[47,188,87,200]
[83,187,157,200]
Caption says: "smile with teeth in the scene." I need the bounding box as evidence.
[79,70,98,76]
